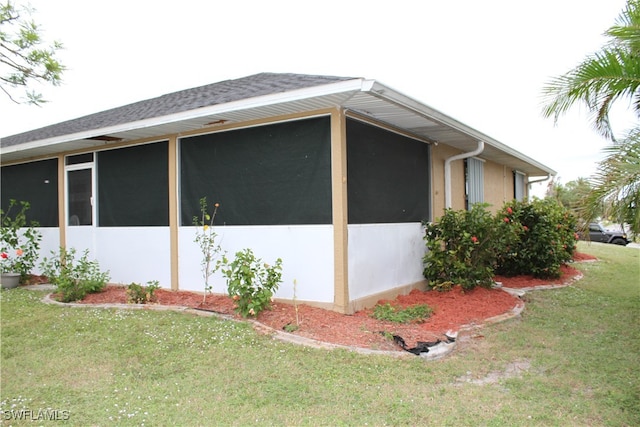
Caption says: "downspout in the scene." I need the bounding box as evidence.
[444,140,484,209]
[525,174,551,200]
[527,174,550,185]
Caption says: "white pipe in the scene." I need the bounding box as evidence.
[527,174,550,185]
[444,140,484,209]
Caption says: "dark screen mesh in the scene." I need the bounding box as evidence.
[346,118,430,223]
[97,141,169,226]
[180,117,332,225]
[1,159,59,227]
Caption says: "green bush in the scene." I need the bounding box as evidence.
[423,204,517,290]
[221,249,283,318]
[423,200,577,290]
[40,247,110,302]
[371,303,433,323]
[495,199,577,278]
[126,280,160,304]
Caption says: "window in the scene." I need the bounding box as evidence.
[465,157,484,209]
[346,118,430,223]
[514,171,526,201]
[180,117,332,225]
[0,159,59,227]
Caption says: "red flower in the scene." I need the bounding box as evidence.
[471,236,479,243]
[507,207,513,214]
[0,252,7,259]
[503,217,510,223]
[523,226,529,231]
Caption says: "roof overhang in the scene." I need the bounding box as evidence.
[0,78,556,177]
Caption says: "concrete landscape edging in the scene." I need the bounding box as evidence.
[26,272,582,360]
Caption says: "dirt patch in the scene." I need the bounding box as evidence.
[455,359,532,385]
[67,256,587,352]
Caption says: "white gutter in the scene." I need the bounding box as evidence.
[527,174,551,185]
[444,140,484,209]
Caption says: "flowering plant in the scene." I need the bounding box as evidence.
[423,203,508,291]
[1,248,25,274]
[495,199,577,279]
[193,197,224,303]
[1,200,42,282]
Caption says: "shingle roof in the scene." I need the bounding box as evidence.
[1,73,355,147]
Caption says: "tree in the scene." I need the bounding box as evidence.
[0,1,64,105]
[548,178,597,221]
[542,0,640,236]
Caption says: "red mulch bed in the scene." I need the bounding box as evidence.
[58,253,592,352]
[493,263,583,289]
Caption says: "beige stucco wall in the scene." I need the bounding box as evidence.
[484,160,509,212]
[431,144,466,219]
[430,145,527,219]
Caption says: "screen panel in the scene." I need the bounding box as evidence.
[346,118,430,224]
[97,141,169,226]
[180,117,332,226]
[0,159,59,227]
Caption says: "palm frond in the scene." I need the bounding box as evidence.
[542,48,640,140]
[582,133,640,234]
[541,0,640,141]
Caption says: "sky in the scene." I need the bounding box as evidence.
[0,0,633,197]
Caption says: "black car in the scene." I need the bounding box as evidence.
[578,223,629,246]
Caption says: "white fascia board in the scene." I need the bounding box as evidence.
[2,78,368,155]
[364,81,557,176]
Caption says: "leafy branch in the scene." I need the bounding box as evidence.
[0,1,65,105]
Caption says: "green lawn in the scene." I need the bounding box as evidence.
[1,242,638,426]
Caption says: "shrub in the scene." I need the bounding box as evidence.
[371,303,433,323]
[0,199,42,283]
[423,204,515,290]
[423,200,578,291]
[221,249,283,318]
[126,280,160,304]
[495,199,577,279]
[40,247,110,302]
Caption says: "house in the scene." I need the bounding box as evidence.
[0,73,555,313]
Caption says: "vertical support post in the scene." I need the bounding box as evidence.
[331,108,351,313]
[57,154,66,249]
[168,136,179,290]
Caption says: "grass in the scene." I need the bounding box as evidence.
[1,241,638,425]
[371,302,433,323]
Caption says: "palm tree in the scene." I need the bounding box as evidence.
[542,0,640,237]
